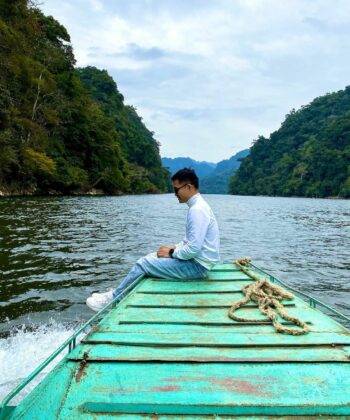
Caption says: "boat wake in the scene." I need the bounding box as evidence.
[0,319,81,405]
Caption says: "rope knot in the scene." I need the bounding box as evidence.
[228,258,309,335]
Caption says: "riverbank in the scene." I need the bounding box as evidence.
[0,187,110,197]
[0,181,169,196]
[0,188,347,199]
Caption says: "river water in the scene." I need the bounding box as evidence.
[0,194,349,400]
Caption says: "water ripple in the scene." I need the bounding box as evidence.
[0,194,349,333]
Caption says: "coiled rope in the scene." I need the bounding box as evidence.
[228,258,309,335]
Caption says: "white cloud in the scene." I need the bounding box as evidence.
[41,0,350,162]
[89,0,103,12]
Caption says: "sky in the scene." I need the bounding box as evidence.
[41,0,350,162]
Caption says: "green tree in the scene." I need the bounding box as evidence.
[229,89,350,198]
[0,1,169,194]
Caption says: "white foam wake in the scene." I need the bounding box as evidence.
[0,319,81,405]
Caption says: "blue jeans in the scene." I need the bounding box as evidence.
[112,252,208,299]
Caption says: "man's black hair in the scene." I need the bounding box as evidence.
[171,167,199,189]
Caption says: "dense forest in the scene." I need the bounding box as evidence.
[229,87,350,198]
[0,0,169,195]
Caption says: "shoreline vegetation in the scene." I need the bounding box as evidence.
[1,2,349,199]
[228,87,350,199]
[0,1,171,197]
[0,188,347,200]
[0,187,107,196]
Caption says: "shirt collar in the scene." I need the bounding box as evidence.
[187,192,201,208]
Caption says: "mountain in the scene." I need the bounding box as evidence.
[77,66,169,193]
[161,157,216,179]
[201,149,250,194]
[229,87,350,198]
[162,149,249,194]
[0,1,169,195]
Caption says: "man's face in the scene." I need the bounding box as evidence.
[172,180,193,203]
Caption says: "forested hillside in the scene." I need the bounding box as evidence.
[77,67,169,193]
[201,149,249,194]
[0,0,169,195]
[229,87,350,198]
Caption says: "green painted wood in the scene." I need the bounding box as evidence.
[103,305,343,329]
[68,343,350,363]
[6,359,78,419]
[210,263,239,271]
[13,362,350,417]
[95,322,344,335]
[207,271,252,280]
[137,280,260,293]
[74,416,350,419]
[116,306,311,324]
[5,261,350,419]
[126,292,295,308]
[149,271,251,281]
[83,331,350,347]
[83,402,350,417]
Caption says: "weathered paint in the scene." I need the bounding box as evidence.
[82,330,350,346]
[9,362,350,417]
[150,271,251,281]
[3,262,350,418]
[126,292,295,307]
[68,343,350,363]
[138,280,252,293]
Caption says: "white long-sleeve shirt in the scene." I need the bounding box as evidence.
[173,193,220,269]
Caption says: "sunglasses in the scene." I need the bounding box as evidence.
[173,183,191,194]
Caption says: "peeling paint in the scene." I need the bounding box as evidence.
[6,262,350,418]
[209,377,274,397]
[151,385,181,392]
[75,351,89,382]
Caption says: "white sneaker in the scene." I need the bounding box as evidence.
[92,288,114,297]
[86,289,115,312]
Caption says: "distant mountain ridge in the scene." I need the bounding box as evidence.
[201,149,249,194]
[162,149,249,194]
[161,157,216,179]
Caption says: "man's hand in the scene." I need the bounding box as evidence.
[157,245,175,258]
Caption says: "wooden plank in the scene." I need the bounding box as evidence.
[108,305,333,326]
[126,292,295,308]
[127,303,296,309]
[11,360,350,417]
[207,271,251,280]
[9,262,350,420]
[101,299,346,333]
[137,280,255,294]
[69,343,350,363]
[83,331,350,347]
[60,362,350,416]
[149,271,251,281]
[211,263,238,271]
[95,322,343,335]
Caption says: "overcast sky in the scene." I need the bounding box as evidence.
[41,0,350,162]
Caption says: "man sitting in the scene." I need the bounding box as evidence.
[86,168,220,312]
